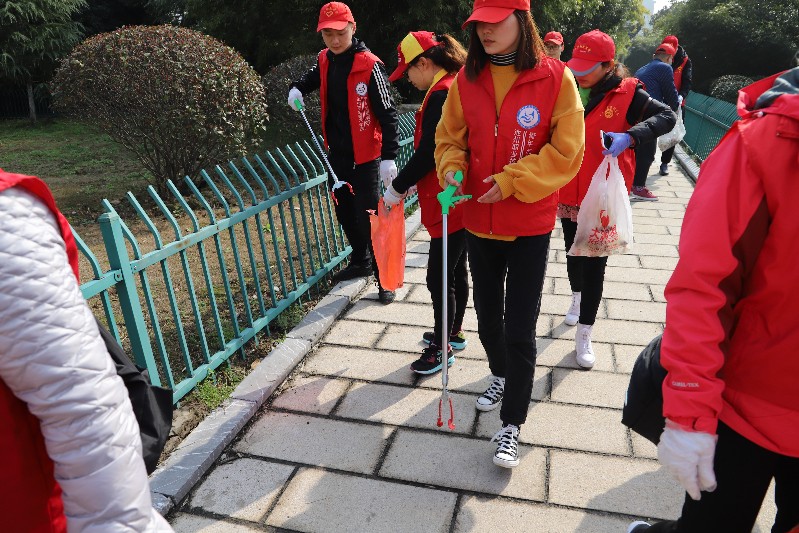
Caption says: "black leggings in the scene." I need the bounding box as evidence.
[647,422,799,533]
[633,139,658,188]
[427,229,469,345]
[467,232,549,427]
[561,218,607,326]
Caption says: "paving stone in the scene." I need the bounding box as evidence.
[287,293,349,344]
[650,284,666,303]
[376,324,485,360]
[407,240,430,254]
[606,254,642,268]
[628,243,680,259]
[454,496,631,533]
[415,360,551,402]
[551,318,662,346]
[550,368,630,409]
[170,513,262,532]
[635,233,680,246]
[659,209,684,219]
[151,492,173,516]
[667,225,682,236]
[634,223,670,235]
[380,429,547,501]
[614,343,649,374]
[549,450,683,520]
[536,337,614,372]
[631,430,658,459]
[233,412,391,474]
[344,300,478,332]
[303,345,415,386]
[412,229,431,241]
[540,293,608,320]
[402,283,476,308]
[322,319,385,348]
[403,267,428,284]
[546,261,568,278]
[335,381,476,434]
[640,256,679,270]
[606,299,666,323]
[271,376,351,415]
[475,402,629,455]
[188,457,294,521]
[554,277,653,301]
[232,338,312,405]
[633,215,685,227]
[537,314,555,337]
[603,265,674,285]
[634,201,685,212]
[404,252,429,268]
[267,468,456,533]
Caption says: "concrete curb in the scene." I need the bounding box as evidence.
[674,143,700,184]
[149,208,423,516]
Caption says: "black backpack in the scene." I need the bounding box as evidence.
[622,335,667,445]
[96,318,173,474]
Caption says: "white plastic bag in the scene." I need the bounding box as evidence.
[657,111,686,151]
[568,155,634,257]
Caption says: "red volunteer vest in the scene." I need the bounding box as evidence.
[415,73,464,238]
[0,170,76,532]
[674,54,688,105]
[319,49,383,164]
[457,57,566,236]
[559,77,638,207]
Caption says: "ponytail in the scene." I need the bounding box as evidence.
[417,33,467,74]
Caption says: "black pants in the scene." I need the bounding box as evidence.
[329,156,380,277]
[561,218,607,325]
[661,108,683,165]
[633,140,658,188]
[647,422,799,533]
[467,232,549,427]
[427,229,469,345]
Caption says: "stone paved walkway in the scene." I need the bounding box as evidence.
[165,158,777,532]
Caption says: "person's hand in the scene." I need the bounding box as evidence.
[383,184,403,206]
[443,171,468,204]
[407,185,417,196]
[288,88,304,111]
[658,421,718,501]
[477,175,502,204]
[601,132,633,157]
[379,160,398,188]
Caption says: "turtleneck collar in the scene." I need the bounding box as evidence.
[488,50,517,66]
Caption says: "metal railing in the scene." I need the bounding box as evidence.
[75,111,417,404]
[682,92,739,162]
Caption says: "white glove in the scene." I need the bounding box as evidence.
[379,159,398,188]
[383,184,403,206]
[288,87,304,111]
[678,94,684,106]
[657,421,718,501]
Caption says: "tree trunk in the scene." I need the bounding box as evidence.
[27,81,37,123]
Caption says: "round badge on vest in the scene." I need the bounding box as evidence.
[355,82,368,96]
[517,105,540,129]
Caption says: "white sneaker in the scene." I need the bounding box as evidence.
[490,424,520,468]
[476,376,505,411]
[627,521,651,532]
[575,323,595,369]
[565,292,581,326]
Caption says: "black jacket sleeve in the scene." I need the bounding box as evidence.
[391,90,446,194]
[368,62,399,160]
[290,58,321,95]
[680,58,693,98]
[626,84,677,146]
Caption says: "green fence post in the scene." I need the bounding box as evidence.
[99,211,162,385]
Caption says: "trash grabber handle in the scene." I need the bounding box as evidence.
[294,99,342,185]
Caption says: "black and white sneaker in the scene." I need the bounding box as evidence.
[410,344,455,375]
[475,376,505,411]
[490,424,520,468]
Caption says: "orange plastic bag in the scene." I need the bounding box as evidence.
[369,200,406,290]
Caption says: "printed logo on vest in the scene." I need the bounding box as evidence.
[517,105,540,130]
[604,105,619,119]
[355,82,368,96]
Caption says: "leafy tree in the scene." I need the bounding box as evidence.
[78,0,165,36]
[0,0,87,121]
[51,25,268,193]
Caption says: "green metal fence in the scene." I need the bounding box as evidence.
[682,92,739,161]
[75,111,417,405]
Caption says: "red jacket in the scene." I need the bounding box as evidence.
[0,170,74,532]
[661,71,799,456]
[559,77,637,207]
[416,74,464,238]
[319,49,383,164]
[673,55,688,93]
[457,58,565,236]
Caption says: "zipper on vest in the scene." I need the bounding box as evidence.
[494,121,498,137]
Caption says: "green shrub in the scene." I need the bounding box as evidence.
[50,25,267,193]
[710,75,755,104]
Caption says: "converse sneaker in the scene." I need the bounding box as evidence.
[422,330,468,350]
[565,292,581,326]
[490,424,520,468]
[410,344,455,375]
[630,186,658,201]
[575,323,596,369]
[476,376,505,411]
[627,521,651,533]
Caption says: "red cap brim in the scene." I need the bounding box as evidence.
[317,20,351,31]
[461,7,515,29]
[388,63,408,83]
[566,57,601,76]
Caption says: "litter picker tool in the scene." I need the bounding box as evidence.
[435,170,471,430]
[295,99,353,204]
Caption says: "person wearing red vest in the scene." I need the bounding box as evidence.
[288,2,400,304]
[560,30,675,369]
[659,34,693,176]
[627,68,799,533]
[0,170,173,532]
[382,31,469,375]
[435,0,585,468]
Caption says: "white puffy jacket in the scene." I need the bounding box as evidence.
[0,187,173,532]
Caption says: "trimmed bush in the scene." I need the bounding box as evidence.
[710,75,755,104]
[51,25,267,193]
[262,54,322,144]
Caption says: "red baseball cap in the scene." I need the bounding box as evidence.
[462,0,531,29]
[544,31,564,46]
[655,43,676,56]
[567,29,615,76]
[317,2,355,32]
[662,35,678,48]
[389,31,442,82]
